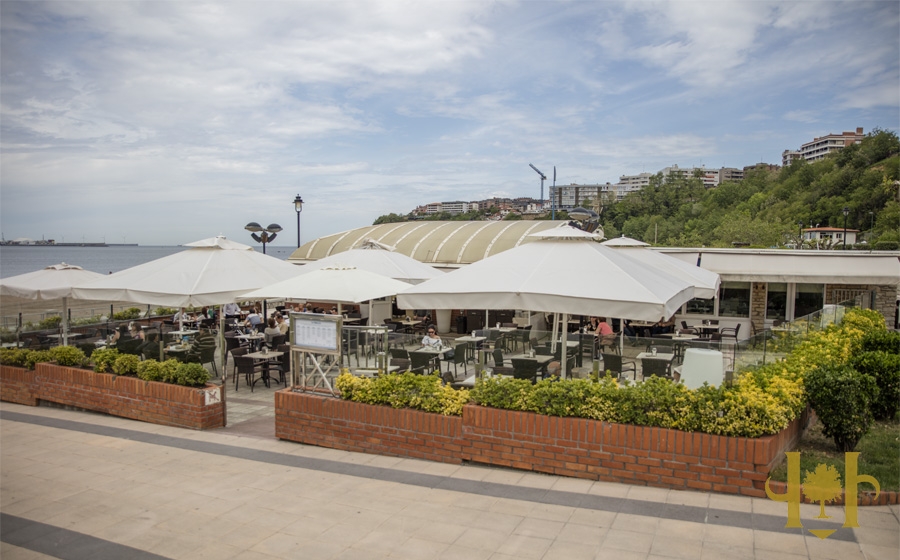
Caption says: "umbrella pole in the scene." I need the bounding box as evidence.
[62,297,69,346]
[561,312,568,380]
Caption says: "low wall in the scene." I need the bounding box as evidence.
[1,364,225,430]
[275,391,807,497]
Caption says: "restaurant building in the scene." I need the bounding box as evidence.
[289,221,900,336]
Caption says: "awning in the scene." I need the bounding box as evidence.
[657,250,900,285]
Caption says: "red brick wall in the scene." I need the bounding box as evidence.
[1,364,224,430]
[275,391,807,497]
[275,390,463,464]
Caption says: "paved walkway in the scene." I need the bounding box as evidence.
[1,400,897,560]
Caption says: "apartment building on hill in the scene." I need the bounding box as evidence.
[782,127,865,166]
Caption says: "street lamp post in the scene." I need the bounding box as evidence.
[293,194,304,248]
[245,222,282,255]
[842,207,849,250]
[798,222,803,249]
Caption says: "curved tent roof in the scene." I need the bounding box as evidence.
[289,220,573,268]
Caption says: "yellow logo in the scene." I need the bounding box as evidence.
[765,452,880,539]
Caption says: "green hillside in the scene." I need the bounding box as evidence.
[602,129,899,249]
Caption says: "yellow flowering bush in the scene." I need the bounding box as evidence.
[335,372,470,416]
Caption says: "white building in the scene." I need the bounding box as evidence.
[782,127,865,165]
[802,227,860,247]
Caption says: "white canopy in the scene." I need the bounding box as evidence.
[601,236,721,299]
[398,226,695,322]
[1,263,106,346]
[238,266,412,304]
[71,236,301,307]
[294,241,443,285]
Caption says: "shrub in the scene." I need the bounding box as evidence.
[112,354,140,376]
[50,346,87,367]
[804,364,878,452]
[24,350,54,370]
[136,360,165,382]
[335,372,469,416]
[155,307,178,316]
[850,351,900,421]
[91,348,120,373]
[860,330,900,354]
[173,362,210,387]
[0,348,29,367]
[38,316,62,330]
[112,307,142,320]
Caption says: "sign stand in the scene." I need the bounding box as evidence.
[289,312,342,395]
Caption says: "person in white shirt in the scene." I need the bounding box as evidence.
[421,325,443,348]
[244,308,262,329]
[223,302,241,318]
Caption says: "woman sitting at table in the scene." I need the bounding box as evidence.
[593,317,613,338]
[263,317,281,342]
[110,324,131,345]
[421,325,443,348]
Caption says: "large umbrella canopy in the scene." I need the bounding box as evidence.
[1,263,106,346]
[238,266,412,304]
[601,236,721,299]
[398,226,695,322]
[295,240,443,285]
[72,236,301,307]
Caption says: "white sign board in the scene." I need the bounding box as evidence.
[291,312,341,354]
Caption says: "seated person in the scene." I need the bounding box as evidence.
[651,316,676,336]
[593,317,613,338]
[275,313,289,335]
[110,324,131,345]
[421,325,443,348]
[137,331,160,359]
[263,317,281,343]
[184,329,216,362]
[244,308,263,329]
[128,322,142,339]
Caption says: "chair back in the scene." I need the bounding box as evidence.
[409,352,434,374]
[233,355,258,375]
[452,344,467,366]
[389,348,409,360]
[268,334,287,348]
[277,344,291,370]
[510,358,539,382]
[641,357,672,379]
[600,352,625,373]
[492,348,504,367]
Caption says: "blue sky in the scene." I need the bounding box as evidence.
[1,1,897,246]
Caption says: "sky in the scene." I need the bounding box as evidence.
[1,1,898,247]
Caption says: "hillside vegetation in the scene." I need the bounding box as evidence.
[604,129,899,249]
[374,129,899,249]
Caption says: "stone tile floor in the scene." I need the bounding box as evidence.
[2,395,898,559]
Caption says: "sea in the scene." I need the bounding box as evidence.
[0,245,297,279]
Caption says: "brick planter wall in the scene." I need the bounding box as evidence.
[275,391,807,497]
[1,364,224,430]
[275,390,463,464]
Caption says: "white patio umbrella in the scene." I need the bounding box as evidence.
[398,225,696,378]
[71,236,303,374]
[238,266,412,313]
[0,263,106,346]
[72,236,301,307]
[600,236,720,299]
[294,239,443,285]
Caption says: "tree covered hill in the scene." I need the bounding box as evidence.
[604,128,899,249]
[374,129,899,249]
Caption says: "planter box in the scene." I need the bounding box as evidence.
[275,391,808,497]
[1,363,224,430]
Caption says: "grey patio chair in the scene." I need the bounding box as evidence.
[600,352,637,382]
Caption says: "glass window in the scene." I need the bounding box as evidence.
[718,281,751,318]
[684,298,714,315]
[766,282,787,321]
[794,283,824,319]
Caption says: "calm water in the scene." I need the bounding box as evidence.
[0,245,296,279]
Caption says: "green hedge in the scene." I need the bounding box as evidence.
[0,346,209,387]
[335,371,469,416]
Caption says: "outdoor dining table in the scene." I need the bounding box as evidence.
[169,329,199,338]
[246,349,284,388]
[410,346,452,369]
[236,332,266,350]
[636,351,675,362]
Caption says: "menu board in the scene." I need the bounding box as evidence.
[291,312,341,353]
